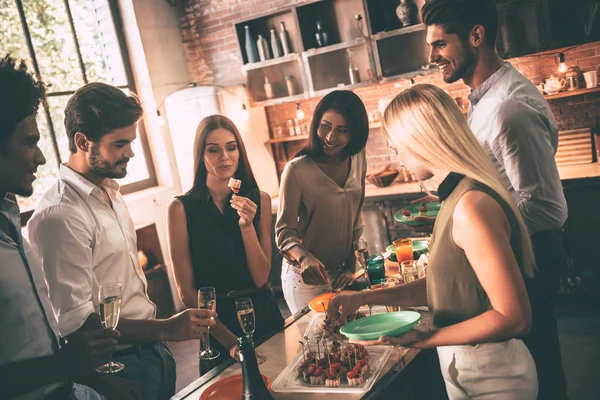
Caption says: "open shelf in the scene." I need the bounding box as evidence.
[252,93,308,108]
[366,0,427,36]
[235,9,301,65]
[372,23,425,41]
[247,58,306,104]
[544,86,600,101]
[375,28,430,79]
[312,81,372,98]
[243,53,301,72]
[305,40,373,95]
[303,37,366,57]
[265,134,309,144]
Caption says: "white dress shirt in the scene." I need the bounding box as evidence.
[0,197,63,399]
[468,62,568,234]
[28,165,156,337]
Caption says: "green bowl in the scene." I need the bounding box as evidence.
[386,240,429,261]
[340,311,421,341]
[394,202,441,227]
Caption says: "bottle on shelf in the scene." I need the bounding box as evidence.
[285,75,296,96]
[270,28,282,58]
[239,335,274,400]
[264,76,274,100]
[315,20,329,47]
[348,49,361,85]
[256,35,271,62]
[279,22,292,55]
[244,26,259,64]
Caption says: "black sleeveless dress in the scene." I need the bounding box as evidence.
[176,187,284,361]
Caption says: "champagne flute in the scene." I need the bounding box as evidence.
[198,287,220,360]
[353,239,371,287]
[235,297,266,365]
[96,282,124,373]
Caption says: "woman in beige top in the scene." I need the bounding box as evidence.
[276,90,369,314]
[327,85,538,399]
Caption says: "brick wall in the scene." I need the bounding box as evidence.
[264,42,600,174]
[179,0,600,174]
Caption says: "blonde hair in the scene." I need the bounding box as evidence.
[383,84,534,277]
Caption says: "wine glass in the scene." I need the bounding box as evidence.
[96,282,124,373]
[353,239,370,286]
[235,297,266,365]
[198,287,220,360]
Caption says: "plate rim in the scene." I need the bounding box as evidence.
[200,373,272,400]
[339,311,421,339]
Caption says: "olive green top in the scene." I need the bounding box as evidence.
[427,173,526,329]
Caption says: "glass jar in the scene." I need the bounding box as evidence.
[366,255,386,286]
[566,66,583,91]
[400,260,419,284]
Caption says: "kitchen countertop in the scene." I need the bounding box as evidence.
[172,307,434,400]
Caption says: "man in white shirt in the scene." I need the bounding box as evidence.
[422,1,568,398]
[0,54,119,400]
[28,82,217,400]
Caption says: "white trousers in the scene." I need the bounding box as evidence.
[280,260,329,314]
[437,339,538,400]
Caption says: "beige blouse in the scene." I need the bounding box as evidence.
[275,150,366,274]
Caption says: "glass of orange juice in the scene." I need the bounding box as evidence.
[393,238,413,263]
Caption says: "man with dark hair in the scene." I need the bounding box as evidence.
[28,82,217,400]
[422,1,568,398]
[0,54,120,399]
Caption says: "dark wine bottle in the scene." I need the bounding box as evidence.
[239,335,273,400]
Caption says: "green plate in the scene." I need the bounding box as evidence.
[386,240,429,261]
[340,311,421,341]
[394,202,441,227]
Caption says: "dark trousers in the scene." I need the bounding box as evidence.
[115,341,176,400]
[524,229,568,400]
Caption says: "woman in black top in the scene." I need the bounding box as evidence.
[167,115,283,366]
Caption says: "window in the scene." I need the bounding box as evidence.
[1,0,157,212]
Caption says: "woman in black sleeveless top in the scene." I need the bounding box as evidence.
[167,115,283,368]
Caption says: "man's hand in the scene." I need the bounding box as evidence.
[164,309,217,342]
[58,329,120,377]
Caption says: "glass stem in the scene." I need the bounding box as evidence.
[206,326,211,352]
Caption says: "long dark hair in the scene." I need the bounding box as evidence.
[296,90,369,159]
[188,114,258,196]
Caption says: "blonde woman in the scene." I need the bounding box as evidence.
[327,84,538,399]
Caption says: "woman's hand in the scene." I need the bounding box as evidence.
[326,291,364,325]
[331,270,356,290]
[349,329,433,349]
[230,195,258,227]
[299,253,330,286]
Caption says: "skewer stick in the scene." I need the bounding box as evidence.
[299,341,306,363]
[319,300,326,313]
[316,339,321,360]
[305,336,312,357]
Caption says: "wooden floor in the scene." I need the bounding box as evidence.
[169,294,600,399]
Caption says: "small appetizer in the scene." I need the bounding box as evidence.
[228,177,241,194]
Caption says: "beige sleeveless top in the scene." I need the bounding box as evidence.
[427,175,526,329]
